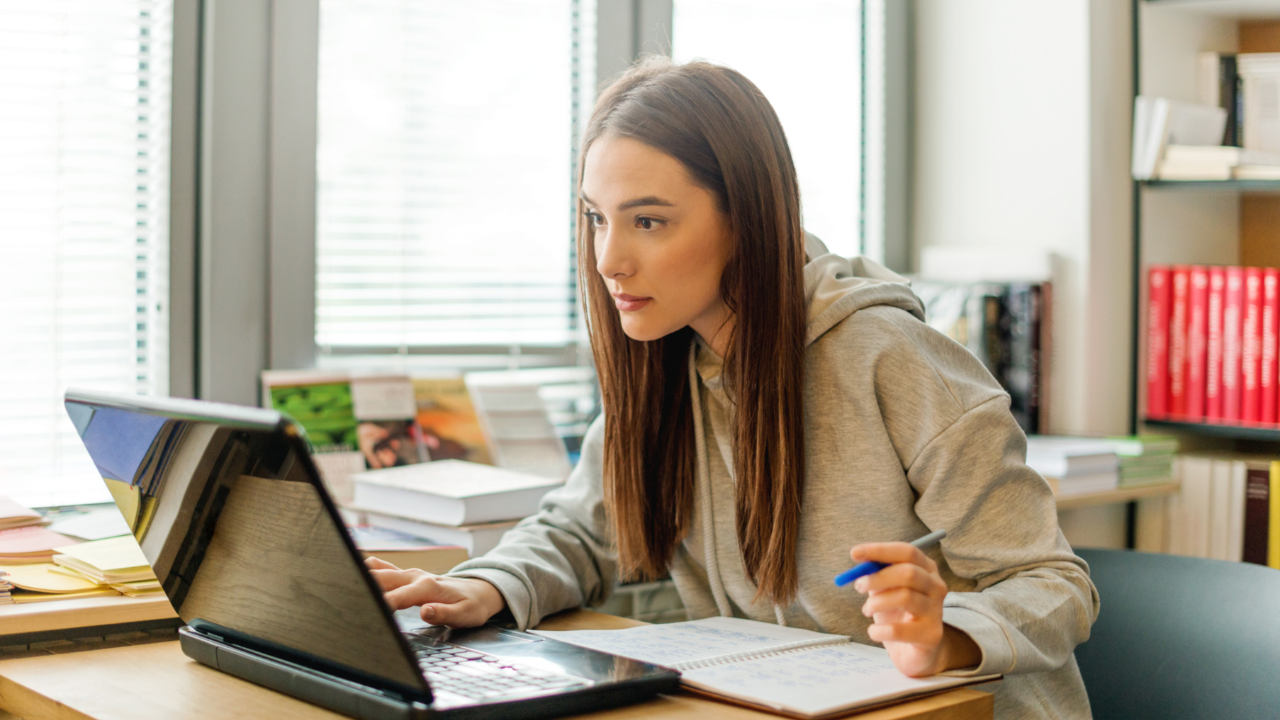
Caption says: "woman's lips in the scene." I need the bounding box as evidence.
[612,293,652,312]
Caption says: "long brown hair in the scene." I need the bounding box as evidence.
[578,58,807,605]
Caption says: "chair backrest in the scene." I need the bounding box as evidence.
[1074,548,1280,720]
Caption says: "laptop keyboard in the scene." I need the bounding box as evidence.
[409,641,590,705]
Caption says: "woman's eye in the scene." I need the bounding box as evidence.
[636,217,660,230]
[583,211,604,228]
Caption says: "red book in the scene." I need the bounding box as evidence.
[1263,268,1280,425]
[1185,266,1210,420]
[1223,266,1246,422]
[1168,267,1192,417]
[1207,267,1226,420]
[1243,268,1264,423]
[1147,266,1172,419]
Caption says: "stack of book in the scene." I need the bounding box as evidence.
[0,570,11,603]
[1025,437,1120,498]
[261,370,572,505]
[1099,435,1178,488]
[1146,265,1280,427]
[348,525,468,574]
[1152,454,1280,567]
[349,460,563,559]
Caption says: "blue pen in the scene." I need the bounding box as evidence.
[834,529,948,587]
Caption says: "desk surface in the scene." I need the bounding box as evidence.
[0,609,992,720]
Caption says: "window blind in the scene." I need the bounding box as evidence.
[316,0,591,352]
[673,0,862,257]
[0,0,172,507]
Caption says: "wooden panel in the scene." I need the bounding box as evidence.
[1241,195,1280,269]
[1240,21,1280,53]
[0,609,993,720]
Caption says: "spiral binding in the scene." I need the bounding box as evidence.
[671,637,852,672]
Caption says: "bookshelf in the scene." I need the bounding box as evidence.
[1133,0,1280,444]
[1055,482,1179,511]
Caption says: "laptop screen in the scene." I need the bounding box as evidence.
[64,391,430,696]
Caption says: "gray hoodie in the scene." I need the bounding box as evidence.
[450,235,1099,719]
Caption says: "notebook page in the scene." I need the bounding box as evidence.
[681,642,980,717]
[532,616,847,667]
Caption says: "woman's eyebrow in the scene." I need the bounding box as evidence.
[578,193,675,211]
[617,196,674,211]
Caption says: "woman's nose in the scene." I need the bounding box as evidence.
[595,230,632,280]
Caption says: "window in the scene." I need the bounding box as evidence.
[315,0,595,359]
[0,1,172,507]
[673,0,862,257]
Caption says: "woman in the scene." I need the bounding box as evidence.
[367,58,1099,718]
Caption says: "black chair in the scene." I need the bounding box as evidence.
[1074,548,1280,720]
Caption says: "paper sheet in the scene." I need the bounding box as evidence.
[533,616,846,667]
[681,642,967,716]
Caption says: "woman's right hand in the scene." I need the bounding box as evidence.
[365,557,507,627]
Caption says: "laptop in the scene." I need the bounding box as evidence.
[63,389,680,720]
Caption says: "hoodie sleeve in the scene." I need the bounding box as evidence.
[865,310,1100,678]
[446,416,617,630]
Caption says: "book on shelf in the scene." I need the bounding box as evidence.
[1146,264,1280,428]
[1025,437,1119,497]
[912,277,1051,435]
[1239,54,1280,155]
[535,616,999,719]
[1263,269,1279,424]
[1198,51,1241,146]
[1161,454,1280,569]
[351,459,562,527]
[1207,267,1226,420]
[1132,96,1228,180]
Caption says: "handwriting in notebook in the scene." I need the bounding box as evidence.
[681,643,949,715]
[536,620,827,666]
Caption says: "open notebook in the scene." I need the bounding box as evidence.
[534,617,998,719]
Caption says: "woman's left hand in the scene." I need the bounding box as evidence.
[849,542,981,677]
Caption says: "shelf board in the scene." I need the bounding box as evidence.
[1144,0,1280,20]
[1140,179,1280,192]
[1144,417,1280,442]
[1054,482,1179,511]
[0,594,177,639]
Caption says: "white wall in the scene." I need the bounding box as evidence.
[913,0,1135,548]
[913,0,1132,438]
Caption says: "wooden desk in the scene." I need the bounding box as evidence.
[0,610,992,720]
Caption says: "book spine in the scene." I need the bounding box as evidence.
[1243,268,1264,423]
[1264,268,1280,425]
[1223,55,1241,146]
[1207,267,1227,420]
[1223,266,1246,422]
[1147,266,1171,419]
[1272,461,1280,570]
[1186,266,1210,419]
[1244,465,1271,565]
[1169,267,1191,417]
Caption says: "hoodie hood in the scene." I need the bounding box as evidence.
[803,233,924,346]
